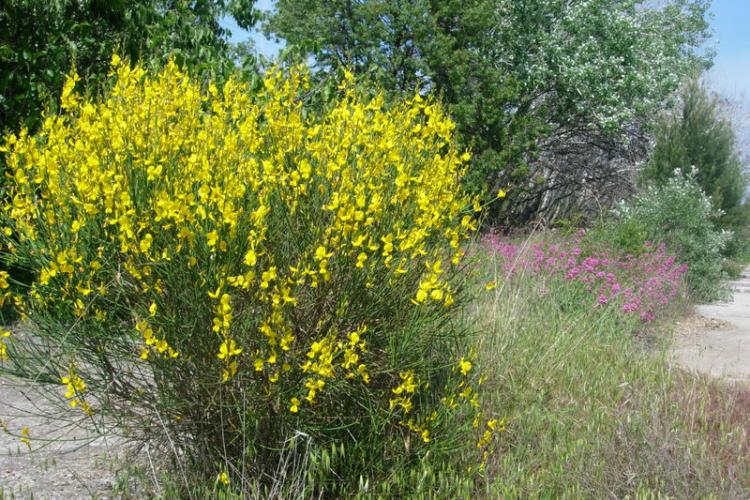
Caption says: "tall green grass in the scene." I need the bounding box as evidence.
[472,243,749,497]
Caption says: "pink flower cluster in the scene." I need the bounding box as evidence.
[485,231,688,323]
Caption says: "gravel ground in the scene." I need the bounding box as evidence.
[672,267,750,383]
[0,376,128,499]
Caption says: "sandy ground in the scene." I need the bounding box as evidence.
[0,377,127,499]
[672,267,750,383]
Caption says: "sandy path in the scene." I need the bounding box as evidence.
[672,267,750,383]
[0,376,127,499]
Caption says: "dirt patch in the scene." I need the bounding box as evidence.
[673,311,731,338]
[0,377,127,499]
[671,268,750,383]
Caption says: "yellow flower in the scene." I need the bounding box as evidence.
[60,70,80,110]
[356,252,368,268]
[217,471,230,486]
[206,231,219,248]
[289,397,300,413]
[357,364,371,384]
[146,164,162,181]
[459,358,472,376]
[497,189,507,199]
[260,267,277,288]
[314,245,331,261]
[81,401,94,416]
[243,248,257,267]
[20,427,31,450]
[222,361,238,382]
[139,233,153,253]
[392,371,417,395]
[219,294,231,313]
[421,429,430,443]
[217,339,242,360]
[352,234,367,247]
[156,339,168,353]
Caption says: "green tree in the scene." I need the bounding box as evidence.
[643,78,748,219]
[0,0,258,133]
[267,0,711,224]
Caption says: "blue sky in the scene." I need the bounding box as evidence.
[705,0,750,98]
[705,0,750,154]
[222,0,282,58]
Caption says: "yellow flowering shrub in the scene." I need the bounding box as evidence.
[0,58,497,494]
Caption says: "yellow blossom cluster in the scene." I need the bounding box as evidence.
[390,370,419,413]
[0,56,485,459]
[0,327,10,361]
[0,272,11,361]
[61,367,92,415]
[136,318,179,361]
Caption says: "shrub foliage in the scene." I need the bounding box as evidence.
[615,169,730,301]
[0,58,497,494]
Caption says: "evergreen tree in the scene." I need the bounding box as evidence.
[643,78,748,219]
